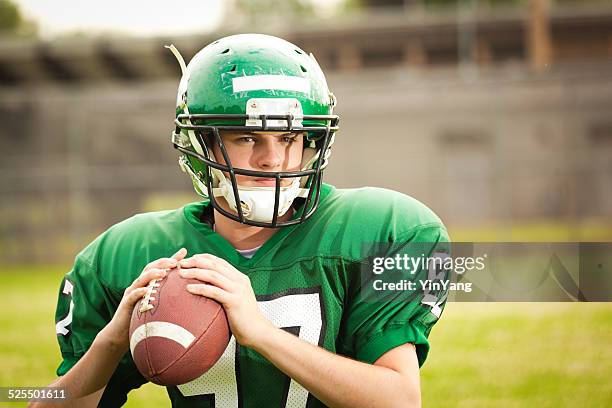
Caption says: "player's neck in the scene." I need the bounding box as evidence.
[213,209,279,250]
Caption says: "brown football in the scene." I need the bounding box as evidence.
[129,267,230,386]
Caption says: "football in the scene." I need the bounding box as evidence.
[129,267,230,386]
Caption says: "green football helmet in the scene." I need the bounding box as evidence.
[170,34,339,227]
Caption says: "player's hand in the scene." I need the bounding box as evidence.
[179,254,273,348]
[99,248,188,352]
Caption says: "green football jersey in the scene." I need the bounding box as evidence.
[54,183,450,407]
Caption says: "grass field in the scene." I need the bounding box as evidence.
[1,266,611,407]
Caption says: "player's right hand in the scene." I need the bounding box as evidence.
[98,248,188,352]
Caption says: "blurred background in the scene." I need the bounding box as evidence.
[1,0,612,264]
[0,0,611,407]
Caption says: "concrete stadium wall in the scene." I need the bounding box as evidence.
[1,63,612,263]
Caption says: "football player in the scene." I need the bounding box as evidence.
[32,34,450,407]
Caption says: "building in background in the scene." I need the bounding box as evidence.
[1,0,612,263]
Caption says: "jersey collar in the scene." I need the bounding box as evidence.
[182,183,335,268]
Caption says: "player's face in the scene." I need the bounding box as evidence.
[212,131,304,187]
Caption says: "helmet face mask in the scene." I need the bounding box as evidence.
[170,34,339,228]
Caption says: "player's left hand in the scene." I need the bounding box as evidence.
[179,254,273,348]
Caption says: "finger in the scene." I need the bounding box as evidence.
[171,248,188,261]
[204,254,245,281]
[180,268,236,292]
[144,257,179,272]
[178,256,199,269]
[186,283,229,304]
[130,268,167,291]
[122,287,150,308]
[181,254,243,281]
[181,253,221,268]
[206,254,234,271]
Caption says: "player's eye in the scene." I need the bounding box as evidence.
[282,136,297,144]
[237,136,256,143]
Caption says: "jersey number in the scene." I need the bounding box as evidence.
[177,291,323,407]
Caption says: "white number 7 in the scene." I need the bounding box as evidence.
[178,291,323,407]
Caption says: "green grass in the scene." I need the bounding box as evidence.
[1,267,611,407]
[422,303,612,407]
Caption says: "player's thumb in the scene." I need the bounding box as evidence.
[172,248,188,261]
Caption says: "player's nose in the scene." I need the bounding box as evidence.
[256,139,282,169]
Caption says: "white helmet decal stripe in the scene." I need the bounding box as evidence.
[232,75,311,94]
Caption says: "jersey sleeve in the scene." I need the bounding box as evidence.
[54,240,148,404]
[338,223,451,367]
[55,252,118,375]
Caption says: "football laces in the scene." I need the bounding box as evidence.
[139,277,162,313]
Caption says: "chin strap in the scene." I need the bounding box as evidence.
[212,177,310,222]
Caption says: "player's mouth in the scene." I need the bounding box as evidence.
[254,178,278,186]
[252,178,295,187]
